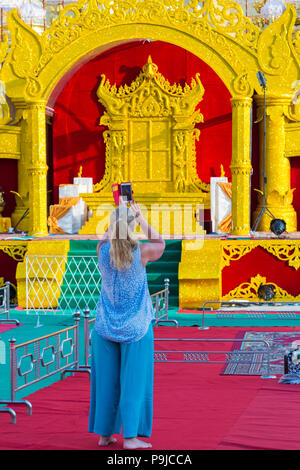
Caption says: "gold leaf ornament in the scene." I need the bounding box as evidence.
[256,5,293,76]
[4,9,43,98]
[266,188,296,206]
[232,72,253,97]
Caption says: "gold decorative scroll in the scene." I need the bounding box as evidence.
[0,243,27,262]
[221,240,300,270]
[222,274,300,301]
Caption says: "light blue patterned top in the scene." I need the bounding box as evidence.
[94,242,155,343]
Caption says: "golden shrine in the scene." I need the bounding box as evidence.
[80,55,208,235]
[1,0,300,309]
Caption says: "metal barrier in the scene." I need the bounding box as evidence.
[151,278,178,327]
[199,300,300,329]
[0,312,89,424]
[79,317,276,382]
[153,338,276,379]
[0,282,19,325]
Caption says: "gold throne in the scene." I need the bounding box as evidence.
[79,56,210,236]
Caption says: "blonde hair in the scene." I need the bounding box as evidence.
[109,206,138,271]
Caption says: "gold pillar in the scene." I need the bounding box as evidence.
[11,99,30,232]
[230,96,252,235]
[254,95,297,232]
[26,100,48,236]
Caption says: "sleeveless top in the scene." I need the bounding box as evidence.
[94,242,155,343]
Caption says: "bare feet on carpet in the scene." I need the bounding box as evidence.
[98,436,117,446]
[123,438,152,449]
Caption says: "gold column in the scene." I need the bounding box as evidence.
[26,100,48,236]
[230,96,252,235]
[11,99,30,232]
[254,95,297,232]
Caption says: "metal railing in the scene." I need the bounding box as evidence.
[78,320,275,382]
[199,300,300,329]
[153,338,275,379]
[151,278,178,327]
[0,282,19,325]
[0,312,90,424]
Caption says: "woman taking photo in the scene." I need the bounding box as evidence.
[88,201,165,449]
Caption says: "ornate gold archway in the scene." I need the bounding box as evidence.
[1,0,300,235]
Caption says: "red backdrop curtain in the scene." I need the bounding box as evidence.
[51,40,233,203]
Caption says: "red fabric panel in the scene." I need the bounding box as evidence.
[0,160,19,287]
[291,157,300,229]
[0,159,18,218]
[222,246,300,297]
[218,382,300,450]
[0,252,18,289]
[52,41,232,203]
[1,326,299,450]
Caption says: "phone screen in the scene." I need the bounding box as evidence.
[120,183,133,202]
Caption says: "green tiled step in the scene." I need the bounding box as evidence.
[64,260,99,272]
[146,272,178,283]
[60,284,100,297]
[64,272,101,282]
[58,297,98,310]
[156,251,181,261]
[146,261,179,274]
[145,241,181,307]
[148,282,178,294]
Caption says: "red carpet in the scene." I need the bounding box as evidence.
[0,323,19,334]
[1,326,300,450]
[217,382,300,450]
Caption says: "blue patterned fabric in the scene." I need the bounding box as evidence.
[94,242,154,343]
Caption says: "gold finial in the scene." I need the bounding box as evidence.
[220,164,225,177]
[143,56,158,77]
[78,166,83,177]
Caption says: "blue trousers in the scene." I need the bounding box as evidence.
[88,324,154,438]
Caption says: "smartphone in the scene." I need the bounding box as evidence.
[120,182,133,202]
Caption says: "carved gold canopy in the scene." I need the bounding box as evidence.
[94,56,209,195]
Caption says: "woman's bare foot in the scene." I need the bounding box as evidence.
[123,438,152,449]
[98,435,117,446]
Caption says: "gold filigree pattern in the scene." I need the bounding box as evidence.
[257,6,295,75]
[263,244,300,270]
[221,243,255,269]
[0,244,27,262]
[39,0,260,67]
[222,274,300,301]
[221,240,300,270]
[1,0,264,103]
